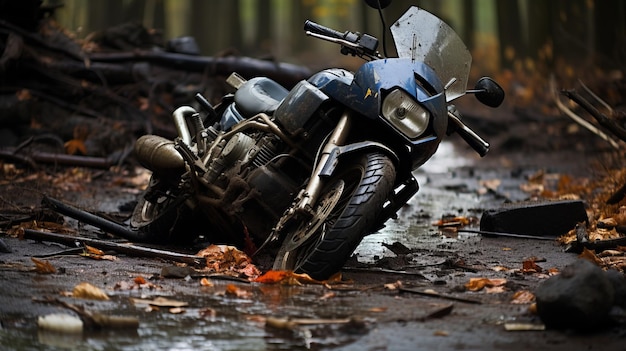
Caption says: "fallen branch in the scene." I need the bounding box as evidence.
[41,196,142,240]
[88,52,311,88]
[0,148,125,169]
[551,76,620,149]
[561,89,626,142]
[23,229,205,267]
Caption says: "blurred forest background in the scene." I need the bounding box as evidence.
[1,0,626,157]
[47,0,626,109]
[50,0,625,73]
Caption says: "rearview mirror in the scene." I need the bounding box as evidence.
[474,77,505,108]
[365,0,392,9]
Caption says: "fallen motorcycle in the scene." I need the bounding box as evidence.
[130,2,504,280]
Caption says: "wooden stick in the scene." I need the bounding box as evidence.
[23,229,205,267]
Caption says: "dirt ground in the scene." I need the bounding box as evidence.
[1,103,626,350]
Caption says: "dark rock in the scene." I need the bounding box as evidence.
[535,259,614,330]
[605,269,626,308]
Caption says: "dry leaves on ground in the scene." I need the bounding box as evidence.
[196,244,261,280]
[31,257,56,274]
[72,282,110,300]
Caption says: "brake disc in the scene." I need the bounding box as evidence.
[281,180,345,252]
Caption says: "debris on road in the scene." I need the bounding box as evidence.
[534,259,621,330]
[479,199,588,237]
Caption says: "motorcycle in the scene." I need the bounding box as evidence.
[129,2,504,280]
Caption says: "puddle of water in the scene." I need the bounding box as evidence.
[354,141,484,262]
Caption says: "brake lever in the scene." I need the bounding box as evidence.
[305,31,381,59]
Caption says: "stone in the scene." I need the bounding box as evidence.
[535,259,614,330]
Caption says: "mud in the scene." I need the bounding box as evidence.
[1,124,625,350]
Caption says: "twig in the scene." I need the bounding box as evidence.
[399,287,482,304]
[562,89,626,142]
[551,76,620,149]
[579,79,613,115]
[23,229,205,267]
[457,229,556,241]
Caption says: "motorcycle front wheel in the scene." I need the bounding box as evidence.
[273,152,396,280]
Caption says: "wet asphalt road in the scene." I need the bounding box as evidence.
[1,136,625,350]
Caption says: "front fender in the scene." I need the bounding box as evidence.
[319,141,399,177]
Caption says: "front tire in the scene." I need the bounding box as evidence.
[274,152,396,280]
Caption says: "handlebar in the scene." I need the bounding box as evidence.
[304,20,346,40]
[303,20,379,58]
[448,110,490,157]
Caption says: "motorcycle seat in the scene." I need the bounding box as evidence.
[234,77,289,118]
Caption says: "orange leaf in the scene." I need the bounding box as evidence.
[225,284,251,298]
[465,277,507,291]
[511,290,535,304]
[84,245,104,256]
[522,259,542,273]
[31,257,56,274]
[253,270,291,284]
[64,139,87,155]
[134,276,147,285]
[578,247,604,266]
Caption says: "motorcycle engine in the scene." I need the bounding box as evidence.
[203,131,303,237]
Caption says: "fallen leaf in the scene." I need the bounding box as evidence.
[169,307,186,314]
[578,247,604,266]
[64,139,87,155]
[492,266,510,272]
[84,245,104,256]
[368,307,388,313]
[130,297,188,308]
[384,280,403,290]
[511,290,535,304]
[134,276,147,285]
[253,270,290,284]
[72,282,109,300]
[465,277,507,292]
[80,252,117,261]
[320,291,336,300]
[504,323,545,331]
[432,215,475,227]
[485,285,507,294]
[253,270,342,285]
[196,245,261,279]
[31,257,56,274]
[522,259,542,274]
[225,284,252,298]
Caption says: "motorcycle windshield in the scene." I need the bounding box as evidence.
[390,6,471,102]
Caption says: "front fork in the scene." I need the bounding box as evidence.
[296,110,352,214]
[255,110,353,253]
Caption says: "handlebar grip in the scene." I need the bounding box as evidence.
[304,20,345,39]
[448,111,490,157]
[456,126,490,157]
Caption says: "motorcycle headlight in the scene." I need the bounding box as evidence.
[381,89,430,139]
